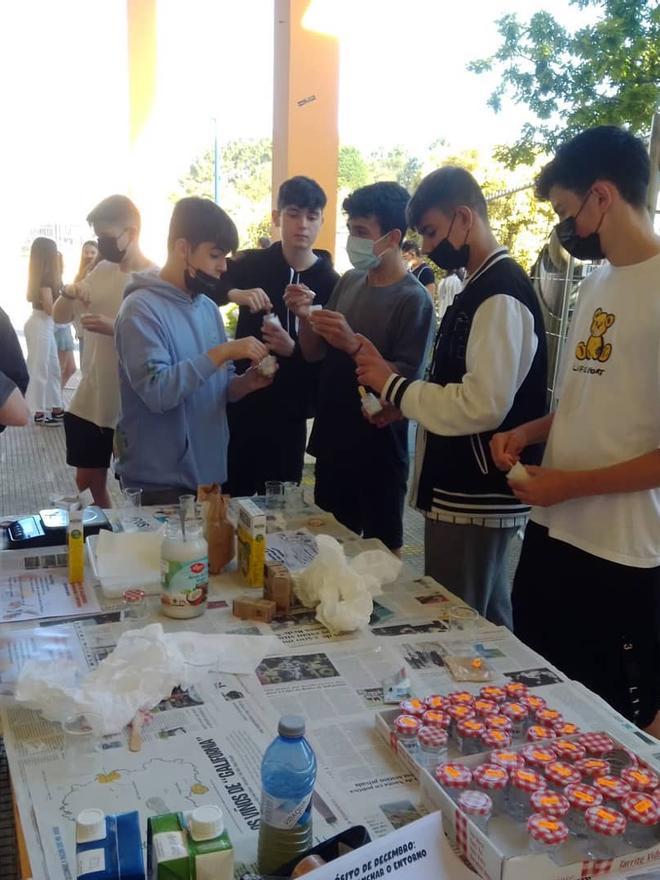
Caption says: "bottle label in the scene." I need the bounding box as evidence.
[77,848,105,876]
[260,791,313,830]
[161,556,208,611]
[153,829,188,862]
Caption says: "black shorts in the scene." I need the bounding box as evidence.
[64,412,114,470]
[314,451,408,551]
[513,521,660,727]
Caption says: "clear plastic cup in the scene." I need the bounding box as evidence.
[62,712,102,775]
[265,481,285,510]
[448,605,480,632]
[120,487,142,529]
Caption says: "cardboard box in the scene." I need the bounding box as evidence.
[232,596,276,622]
[375,717,660,880]
[236,499,266,588]
[147,811,233,880]
[263,561,300,614]
[76,810,144,880]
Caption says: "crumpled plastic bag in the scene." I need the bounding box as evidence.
[15,623,277,735]
[292,535,401,634]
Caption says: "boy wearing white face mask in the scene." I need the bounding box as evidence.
[286,182,434,553]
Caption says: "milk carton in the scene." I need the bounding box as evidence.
[237,499,266,587]
[75,809,144,880]
[147,807,233,880]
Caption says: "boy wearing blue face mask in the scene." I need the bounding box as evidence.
[114,198,271,504]
[286,181,434,554]
[490,127,660,735]
[354,168,547,626]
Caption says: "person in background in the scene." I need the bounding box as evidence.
[258,235,272,249]
[114,197,272,504]
[72,240,100,364]
[23,237,63,425]
[491,126,660,735]
[402,239,436,298]
[213,176,339,496]
[0,306,29,429]
[53,195,153,508]
[437,267,465,321]
[355,167,547,626]
[54,252,77,389]
[286,181,434,554]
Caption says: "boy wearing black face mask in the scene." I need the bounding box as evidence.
[53,195,154,508]
[491,126,660,736]
[355,167,547,628]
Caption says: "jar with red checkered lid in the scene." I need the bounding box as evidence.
[448,690,475,707]
[526,725,556,743]
[545,760,581,790]
[535,707,563,729]
[527,813,569,860]
[584,805,627,860]
[594,774,632,807]
[474,762,509,812]
[531,789,570,819]
[553,739,586,763]
[564,783,603,835]
[447,703,476,739]
[482,729,512,751]
[575,757,610,779]
[435,761,472,802]
[393,714,421,756]
[621,791,660,849]
[424,694,449,712]
[458,790,493,833]
[456,718,486,755]
[418,725,448,771]
[621,766,659,794]
[399,698,426,718]
[553,721,580,737]
[122,588,147,623]
[521,694,546,714]
[507,767,547,820]
[580,732,614,758]
[491,749,524,772]
[421,709,450,731]
[521,745,558,771]
[504,681,528,700]
[502,702,529,740]
[486,714,513,735]
[473,698,499,720]
[480,685,506,704]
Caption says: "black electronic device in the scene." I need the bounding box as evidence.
[2,506,112,549]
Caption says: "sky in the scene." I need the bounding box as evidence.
[0,0,589,325]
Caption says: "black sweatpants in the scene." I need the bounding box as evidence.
[513,521,660,727]
[225,413,307,498]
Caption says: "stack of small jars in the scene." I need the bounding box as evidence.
[433,728,660,862]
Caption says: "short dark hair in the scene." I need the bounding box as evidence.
[277,176,327,211]
[167,197,239,254]
[407,167,488,229]
[535,126,650,208]
[401,239,421,257]
[87,194,141,232]
[343,181,410,241]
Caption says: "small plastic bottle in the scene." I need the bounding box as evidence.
[393,714,421,757]
[435,762,473,802]
[583,805,626,860]
[160,517,208,619]
[418,726,448,771]
[257,715,317,875]
[456,718,486,755]
[564,783,603,836]
[457,790,493,834]
[545,760,581,790]
[507,767,547,821]
[527,813,569,861]
[621,791,660,849]
[447,704,476,740]
[473,762,509,813]
[531,789,570,820]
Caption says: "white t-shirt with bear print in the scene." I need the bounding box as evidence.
[532,250,660,568]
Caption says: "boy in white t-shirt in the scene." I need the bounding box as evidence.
[491,126,660,736]
[53,195,153,507]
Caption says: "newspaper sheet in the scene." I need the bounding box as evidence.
[0,569,101,623]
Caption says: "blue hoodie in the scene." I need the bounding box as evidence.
[114,272,235,491]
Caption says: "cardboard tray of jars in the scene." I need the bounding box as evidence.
[374,689,660,880]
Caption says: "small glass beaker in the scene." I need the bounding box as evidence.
[122,589,148,625]
[62,712,102,775]
[120,487,142,529]
[448,605,480,632]
[265,480,285,510]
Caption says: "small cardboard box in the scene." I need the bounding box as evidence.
[147,812,233,880]
[76,810,144,880]
[232,596,276,622]
[236,499,266,588]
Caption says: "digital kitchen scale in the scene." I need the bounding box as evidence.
[2,506,112,549]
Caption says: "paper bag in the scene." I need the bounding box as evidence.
[198,484,235,574]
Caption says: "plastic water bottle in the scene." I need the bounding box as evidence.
[257,715,317,874]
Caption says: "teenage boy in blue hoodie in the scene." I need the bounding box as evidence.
[114,198,271,504]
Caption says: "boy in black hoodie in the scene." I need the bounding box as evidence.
[213,176,339,496]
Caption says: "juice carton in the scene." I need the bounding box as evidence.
[147,807,233,880]
[75,809,144,879]
[237,499,266,588]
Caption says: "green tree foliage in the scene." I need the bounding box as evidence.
[338,145,369,192]
[470,0,660,167]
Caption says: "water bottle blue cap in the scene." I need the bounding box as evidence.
[278,714,305,738]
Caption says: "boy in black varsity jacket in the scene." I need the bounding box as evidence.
[356,167,547,627]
